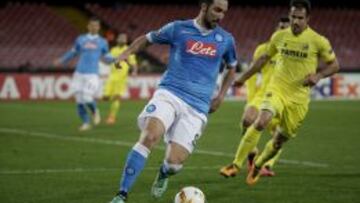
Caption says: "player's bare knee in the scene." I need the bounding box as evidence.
[254,118,269,131]
[242,116,255,128]
[140,131,161,149]
[166,154,185,165]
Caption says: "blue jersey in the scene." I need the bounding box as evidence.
[147,20,238,114]
[61,34,113,74]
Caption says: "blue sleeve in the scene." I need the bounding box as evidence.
[146,21,176,45]
[223,36,238,68]
[61,37,81,64]
[101,39,115,63]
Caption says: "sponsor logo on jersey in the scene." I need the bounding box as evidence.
[84,42,98,49]
[186,40,217,57]
[280,48,308,58]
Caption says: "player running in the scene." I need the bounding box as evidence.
[220,16,290,178]
[229,0,339,186]
[109,0,238,202]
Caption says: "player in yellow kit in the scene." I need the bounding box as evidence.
[103,33,138,124]
[225,0,339,185]
[220,17,290,178]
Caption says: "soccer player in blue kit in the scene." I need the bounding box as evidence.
[54,17,113,131]
[109,0,238,202]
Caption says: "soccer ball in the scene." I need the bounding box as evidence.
[174,186,206,203]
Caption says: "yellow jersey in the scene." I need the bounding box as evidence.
[109,45,137,80]
[267,27,336,104]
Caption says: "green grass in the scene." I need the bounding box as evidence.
[0,100,359,203]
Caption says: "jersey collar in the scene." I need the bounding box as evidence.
[87,33,100,40]
[193,19,214,36]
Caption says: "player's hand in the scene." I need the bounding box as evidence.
[209,96,223,114]
[115,53,130,69]
[303,73,321,87]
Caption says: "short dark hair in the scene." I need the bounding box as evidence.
[279,16,290,23]
[198,0,214,5]
[290,0,311,15]
[199,0,228,6]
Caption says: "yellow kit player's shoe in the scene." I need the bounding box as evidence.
[219,164,240,178]
[246,165,261,186]
[106,115,116,125]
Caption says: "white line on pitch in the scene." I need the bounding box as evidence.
[0,166,223,175]
[0,128,329,168]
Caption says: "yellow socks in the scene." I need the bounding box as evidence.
[109,99,120,119]
[233,126,262,168]
[264,149,282,168]
[255,140,279,167]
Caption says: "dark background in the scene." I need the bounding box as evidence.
[1,0,357,8]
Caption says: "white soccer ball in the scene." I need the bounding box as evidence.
[174,186,206,203]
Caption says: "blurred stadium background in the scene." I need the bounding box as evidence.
[0,0,359,203]
[0,0,359,100]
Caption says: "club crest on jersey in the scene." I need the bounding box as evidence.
[186,40,217,57]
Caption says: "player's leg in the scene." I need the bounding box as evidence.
[75,91,91,131]
[247,132,288,185]
[151,142,189,198]
[247,101,308,185]
[107,79,125,124]
[220,105,259,177]
[110,90,176,202]
[151,98,206,198]
[72,73,91,131]
[232,110,273,168]
[261,118,282,177]
[107,94,122,124]
[83,74,101,125]
[110,117,165,203]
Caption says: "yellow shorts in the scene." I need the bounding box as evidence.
[246,90,264,109]
[260,90,308,138]
[245,91,280,135]
[103,76,127,98]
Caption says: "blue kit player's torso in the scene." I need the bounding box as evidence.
[147,20,238,114]
[61,34,112,74]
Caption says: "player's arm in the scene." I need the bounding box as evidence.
[303,58,339,87]
[303,37,340,86]
[102,40,116,64]
[235,32,279,87]
[114,35,150,68]
[125,54,139,76]
[234,54,270,87]
[54,37,80,66]
[115,21,176,69]
[209,36,238,114]
[209,65,236,114]
[218,66,237,98]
